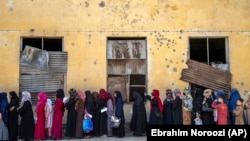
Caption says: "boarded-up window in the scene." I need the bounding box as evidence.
[107,38,147,102]
[20,37,67,104]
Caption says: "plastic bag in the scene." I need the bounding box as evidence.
[83,117,93,132]
[110,115,121,128]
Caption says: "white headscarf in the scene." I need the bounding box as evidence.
[46,99,52,106]
[20,91,31,107]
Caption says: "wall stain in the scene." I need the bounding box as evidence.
[173,67,177,72]
[99,1,105,7]
[85,1,89,7]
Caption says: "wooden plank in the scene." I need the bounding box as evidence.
[180,59,232,93]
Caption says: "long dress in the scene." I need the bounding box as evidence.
[112,91,125,138]
[8,95,19,140]
[18,101,35,140]
[106,98,114,137]
[0,119,8,140]
[75,98,85,138]
[172,96,183,125]
[129,91,147,136]
[95,98,108,136]
[163,98,174,124]
[84,91,95,136]
[146,95,163,125]
[34,100,46,139]
[65,97,77,138]
[51,98,63,139]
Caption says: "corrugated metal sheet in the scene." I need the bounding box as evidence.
[180,59,232,93]
[20,74,64,92]
[20,51,67,104]
[20,52,67,74]
[107,59,146,75]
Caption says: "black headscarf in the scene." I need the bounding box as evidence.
[9,91,19,107]
[85,90,94,115]
[56,89,65,100]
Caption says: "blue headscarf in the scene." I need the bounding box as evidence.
[0,92,9,126]
[229,88,241,112]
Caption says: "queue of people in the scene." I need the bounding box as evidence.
[0,87,250,140]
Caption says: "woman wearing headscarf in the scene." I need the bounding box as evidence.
[172,89,183,125]
[0,92,9,140]
[92,91,99,137]
[228,88,241,125]
[182,88,193,125]
[95,89,108,136]
[18,91,35,141]
[106,92,114,137]
[191,87,204,125]
[145,89,163,125]
[113,90,125,138]
[202,89,215,125]
[75,90,86,139]
[65,88,78,138]
[8,91,19,140]
[45,99,53,139]
[163,89,174,125]
[51,89,64,140]
[129,91,147,136]
[34,92,47,140]
[84,90,95,138]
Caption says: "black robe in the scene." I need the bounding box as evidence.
[95,98,108,136]
[85,91,95,136]
[202,96,214,125]
[129,91,147,136]
[191,88,204,125]
[8,93,19,140]
[146,95,163,125]
[18,101,35,140]
[113,90,125,137]
[163,98,174,124]
[172,96,183,125]
[65,97,77,138]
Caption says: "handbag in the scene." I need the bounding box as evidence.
[110,115,121,128]
[83,117,93,132]
[202,104,213,112]
[154,109,163,118]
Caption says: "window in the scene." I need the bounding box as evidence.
[107,37,147,102]
[20,37,67,104]
[188,37,229,96]
[189,38,227,65]
[22,37,63,51]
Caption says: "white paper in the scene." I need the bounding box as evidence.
[101,107,107,113]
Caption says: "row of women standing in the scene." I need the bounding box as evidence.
[64,88,125,139]
[0,89,65,141]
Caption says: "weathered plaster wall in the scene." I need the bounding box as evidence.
[0,0,250,103]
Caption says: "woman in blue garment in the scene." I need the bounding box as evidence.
[112,90,125,138]
[228,88,241,125]
[0,92,9,140]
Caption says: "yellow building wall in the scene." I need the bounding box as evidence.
[0,0,250,102]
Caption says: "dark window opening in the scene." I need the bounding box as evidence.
[189,38,226,64]
[130,75,146,85]
[22,37,63,51]
[44,38,63,51]
[22,38,42,50]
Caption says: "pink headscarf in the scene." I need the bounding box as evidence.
[77,90,86,101]
[37,91,47,106]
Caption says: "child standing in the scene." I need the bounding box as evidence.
[233,98,244,125]
[45,99,53,139]
[211,95,228,125]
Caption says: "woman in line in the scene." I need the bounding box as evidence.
[84,90,95,138]
[18,91,35,141]
[51,89,64,140]
[129,91,147,136]
[112,90,125,138]
[92,91,99,137]
[145,89,163,125]
[34,92,47,140]
[75,90,86,139]
[8,91,19,140]
[45,99,53,139]
[163,89,174,125]
[106,92,114,137]
[65,88,78,139]
[172,89,183,125]
[0,92,9,140]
